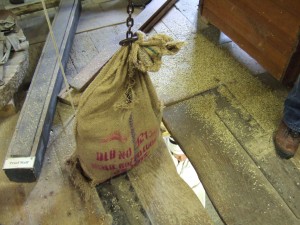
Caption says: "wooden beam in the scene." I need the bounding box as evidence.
[3,0,81,182]
[66,0,176,92]
[5,0,60,16]
[139,0,177,33]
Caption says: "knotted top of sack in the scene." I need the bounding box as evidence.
[129,31,185,73]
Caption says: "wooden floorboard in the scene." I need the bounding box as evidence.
[67,0,176,92]
[2,0,299,224]
[76,0,141,34]
[163,89,299,225]
[50,110,213,225]
[69,32,99,73]
[214,85,300,219]
[127,138,214,225]
[97,174,152,225]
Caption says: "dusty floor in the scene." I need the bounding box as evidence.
[0,0,299,224]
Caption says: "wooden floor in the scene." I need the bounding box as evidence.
[0,0,300,224]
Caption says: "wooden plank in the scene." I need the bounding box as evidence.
[163,91,299,225]
[138,0,177,33]
[45,116,112,225]
[0,183,30,224]
[69,32,99,73]
[76,0,141,34]
[147,3,197,40]
[5,0,60,16]
[3,0,81,182]
[127,138,214,225]
[65,56,78,79]
[97,174,152,225]
[0,114,30,225]
[68,0,175,92]
[47,105,212,224]
[97,182,132,225]
[175,0,199,27]
[88,24,121,54]
[49,103,211,224]
[214,85,300,219]
[0,106,112,224]
[49,110,212,224]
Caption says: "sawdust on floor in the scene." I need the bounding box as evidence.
[150,31,288,133]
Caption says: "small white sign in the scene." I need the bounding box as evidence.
[3,157,35,169]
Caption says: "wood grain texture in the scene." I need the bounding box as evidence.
[215,85,300,219]
[0,106,111,225]
[76,0,141,34]
[202,6,283,80]
[48,107,212,224]
[97,174,152,225]
[68,0,174,91]
[69,32,99,73]
[128,138,214,225]
[163,91,299,225]
[201,0,300,83]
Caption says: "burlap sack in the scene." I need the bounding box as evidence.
[69,32,184,187]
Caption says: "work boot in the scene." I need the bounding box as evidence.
[274,121,300,159]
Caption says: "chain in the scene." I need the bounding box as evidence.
[126,0,134,39]
[119,0,138,46]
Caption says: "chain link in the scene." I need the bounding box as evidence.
[119,0,138,46]
[126,0,134,39]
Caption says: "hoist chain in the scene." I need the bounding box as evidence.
[119,0,138,46]
[126,0,134,39]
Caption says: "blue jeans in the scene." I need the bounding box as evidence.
[283,76,300,132]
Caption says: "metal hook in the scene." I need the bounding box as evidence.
[119,31,138,46]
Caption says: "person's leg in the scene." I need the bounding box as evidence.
[274,76,300,159]
[283,76,300,132]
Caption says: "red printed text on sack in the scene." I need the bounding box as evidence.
[91,163,116,171]
[100,131,128,144]
[96,149,116,161]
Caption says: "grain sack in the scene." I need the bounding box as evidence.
[68,32,184,188]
